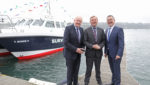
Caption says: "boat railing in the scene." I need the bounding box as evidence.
[0,15,15,29]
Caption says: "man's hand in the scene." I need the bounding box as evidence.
[92,44,101,50]
[76,48,84,54]
[116,55,120,60]
[104,54,108,58]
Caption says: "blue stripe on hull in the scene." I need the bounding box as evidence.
[0,36,63,52]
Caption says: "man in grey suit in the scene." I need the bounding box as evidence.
[84,16,105,85]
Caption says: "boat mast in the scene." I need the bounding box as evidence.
[48,0,51,16]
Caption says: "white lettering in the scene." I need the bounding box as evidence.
[52,39,63,44]
[14,40,30,43]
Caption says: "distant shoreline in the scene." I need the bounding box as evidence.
[67,22,150,29]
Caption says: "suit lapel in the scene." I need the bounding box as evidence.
[79,27,83,43]
[89,27,95,41]
[105,28,108,40]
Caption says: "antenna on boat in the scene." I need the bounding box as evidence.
[48,0,51,16]
[45,0,53,19]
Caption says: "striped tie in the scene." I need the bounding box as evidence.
[76,28,80,43]
[93,28,97,42]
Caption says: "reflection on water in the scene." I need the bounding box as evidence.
[0,29,150,85]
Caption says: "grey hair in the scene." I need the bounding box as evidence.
[90,16,98,20]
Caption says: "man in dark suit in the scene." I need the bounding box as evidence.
[63,16,85,85]
[105,15,124,85]
[84,16,105,85]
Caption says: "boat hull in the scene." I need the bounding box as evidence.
[0,45,11,56]
[0,35,63,60]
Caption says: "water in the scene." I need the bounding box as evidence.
[125,29,150,85]
[0,29,150,85]
[0,52,86,84]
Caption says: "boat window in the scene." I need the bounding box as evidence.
[0,16,13,29]
[0,17,10,23]
[16,19,26,25]
[25,19,33,25]
[61,22,65,28]
[56,22,60,28]
[45,21,55,28]
[32,19,44,26]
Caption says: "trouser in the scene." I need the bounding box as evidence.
[108,55,122,85]
[66,57,81,85]
[84,57,102,84]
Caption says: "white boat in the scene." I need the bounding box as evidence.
[0,15,65,60]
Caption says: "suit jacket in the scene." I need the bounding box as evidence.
[84,26,105,58]
[105,26,124,58]
[63,24,84,60]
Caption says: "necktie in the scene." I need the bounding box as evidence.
[76,28,80,43]
[107,28,111,41]
[93,28,97,42]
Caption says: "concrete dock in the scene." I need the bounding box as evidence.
[0,74,35,85]
[78,52,140,85]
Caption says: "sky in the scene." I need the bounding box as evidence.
[0,0,150,23]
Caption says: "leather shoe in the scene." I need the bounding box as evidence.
[98,83,103,85]
[73,83,80,85]
[105,83,114,85]
[98,81,103,85]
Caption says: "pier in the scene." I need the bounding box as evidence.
[0,74,34,85]
[78,52,140,85]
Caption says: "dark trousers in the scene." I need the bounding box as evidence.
[108,55,122,85]
[66,57,81,85]
[84,57,102,84]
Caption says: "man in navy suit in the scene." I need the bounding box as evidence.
[105,15,124,85]
[63,16,85,85]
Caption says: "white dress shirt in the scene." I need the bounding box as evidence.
[107,25,115,40]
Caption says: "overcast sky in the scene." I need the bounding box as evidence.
[0,0,150,23]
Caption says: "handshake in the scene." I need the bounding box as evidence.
[76,48,85,54]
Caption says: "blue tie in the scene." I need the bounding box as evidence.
[107,28,111,41]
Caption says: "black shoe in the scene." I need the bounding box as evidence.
[98,83,103,85]
[105,83,114,85]
[73,83,79,85]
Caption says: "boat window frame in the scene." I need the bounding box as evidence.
[25,19,33,26]
[32,19,44,26]
[45,21,55,28]
[56,21,61,28]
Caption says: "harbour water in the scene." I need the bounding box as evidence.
[125,29,150,85]
[0,29,150,85]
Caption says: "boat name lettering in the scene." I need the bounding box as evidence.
[14,40,30,43]
[52,39,63,43]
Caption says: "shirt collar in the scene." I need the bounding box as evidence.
[74,24,79,30]
[91,26,97,30]
[109,24,115,29]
